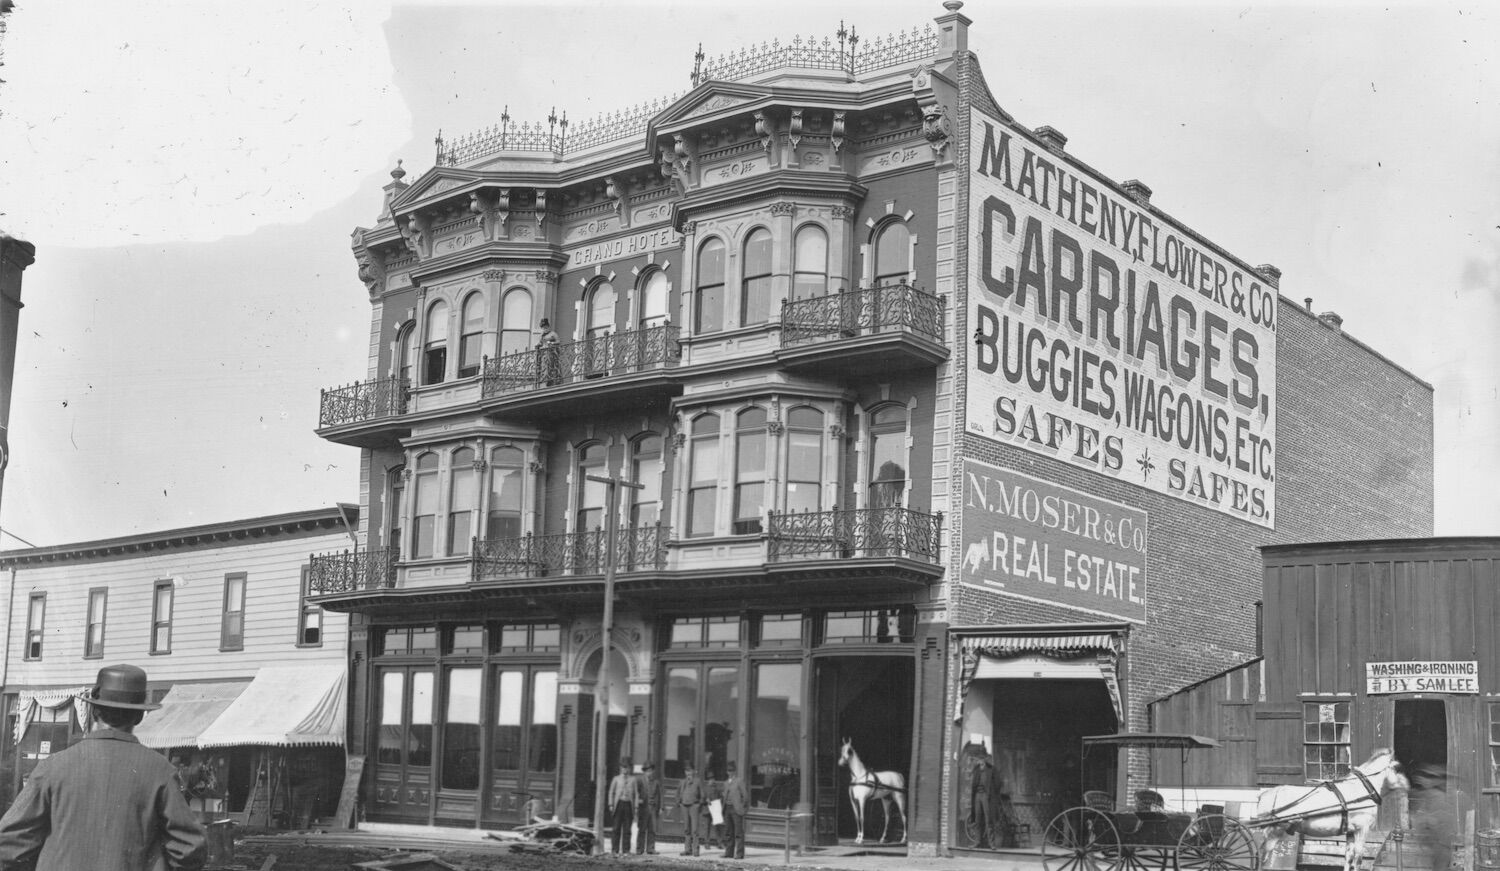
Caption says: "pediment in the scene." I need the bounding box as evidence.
[654,83,772,129]
[391,167,484,210]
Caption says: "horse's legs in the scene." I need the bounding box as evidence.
[1346,828,1367,871]
[879,796,891,843]
[894,792,907,842]
[849,789,864,844]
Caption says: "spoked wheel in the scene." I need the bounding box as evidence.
[960,812,985,848]
[1176,814,1258,871]
[1043,807,1123,871]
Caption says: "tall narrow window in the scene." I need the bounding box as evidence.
[397,323,417,386]
[486,446,524,541]
[448,447,476,556]
[413,452,439,559]
[576,443,607,532]
[741,227,773,325]
[750,663,803,809]
[458,292,485,378]
[494,670,523,772]
[499,288,533,356]
[151,581,174,654]
[785,406,824,514]
[388,466,405,553]
[85,588,108,658]
[220,572,246,651]
[695,238,725,334]
[298,566,322,646]
[1303,701,1352,781]
[529,670,559,772]
[24,593,44,660]
[793,225,828,301]
[868,405,908,508]
[687,414,720,537]
[587,282,616,340]
[629,434,663,527]
[442,668,482,790]
[873,221,911,286]
[733,407,767,534]
[639,271,669,329]
[423,300,449,385]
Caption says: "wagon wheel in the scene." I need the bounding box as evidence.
[1176,814,1258,871]
[1044,807,1123,871]
[960,812,985,848]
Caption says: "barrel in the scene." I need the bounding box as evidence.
[1475,829,1500,870]
[205,819,235,866]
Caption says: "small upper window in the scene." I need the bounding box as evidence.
[85,588,108,658]
[25,593,45,660]
[458,292,485,378]
[695,238,726,334]
[220,573,246,651]
[424,300,450,385]
[639,271,670,329]
[151,581,175,654]
[873,221,911,287]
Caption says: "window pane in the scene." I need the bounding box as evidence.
[378,672,405,765]
[759,614,802,644]
[750,663,802,809]
[533,625,560,649]
[788,431,821,480]
[793,226,827,301]
[664,667,700,780]
[705,666,740,781]
[874,223,910,284]
[529,671,559,772]
[671,619,703,647]
[500,289,533,356]
[409,671,434,767]
[588,282,616,338]
[706,618,739,647]
[442,668,482,789]
[742,276,772,325]
[487,448,524,540]
[640,272,669,328]
[494,670,522,771]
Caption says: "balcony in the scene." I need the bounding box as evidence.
[472,525,670,583]
[308,546,399,596]
[479,324,682,418]
[767,506,943,563]
[316,377,411,447]
[777,283,948,376]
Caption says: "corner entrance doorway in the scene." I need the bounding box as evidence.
[812,656,914,846]
[992,678,1117,838]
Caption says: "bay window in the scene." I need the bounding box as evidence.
[793,225,828,300]
[785,406,823,514]
[734,407,767,534]
[448,447,476,556]
[695,238,725,334]
[486,447,524,541]
[742,227,773,325]
[458,292,484,378]
[424,300,449,385]
[412,452,439,558]
[687,414,720,537]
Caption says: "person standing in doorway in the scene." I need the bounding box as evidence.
[969,751,1001,848]
[608,758,640,855]
[721,760,750,859]
[678,762,707,856]
[0,663,207,870]
[636,761,661,854]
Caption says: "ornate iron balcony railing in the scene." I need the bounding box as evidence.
[780,283,944,348]
[480,324,680,399]
[473,525,670,580]
[318,377,410,428]
[767,506,942,564]
[308,546,399,595]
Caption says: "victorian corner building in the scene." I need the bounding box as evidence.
[309,3,1433,853]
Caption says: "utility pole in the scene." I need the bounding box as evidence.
[589,473,644,855]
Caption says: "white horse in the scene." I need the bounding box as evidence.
[838,738,907,845]
[1254,748,1410,871]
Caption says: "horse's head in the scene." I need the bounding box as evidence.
[1360,748,1410,794]
[838,738,853,768]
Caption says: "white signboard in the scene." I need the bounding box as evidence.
[1365,661,1478,694]
[967,112,1277,528]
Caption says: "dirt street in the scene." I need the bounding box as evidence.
[232,841,794,871]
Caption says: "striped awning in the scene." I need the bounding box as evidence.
[959,633,1121,655]
[197,664,345,748]
[954,631,1125,724]
[135,681,250,750]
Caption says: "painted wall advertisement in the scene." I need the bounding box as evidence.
[967,111,1278,529]
[960,458,1148,623]
[1365,661,1478,695]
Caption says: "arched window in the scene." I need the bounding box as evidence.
[687,414,720,537]
[487,446,524,541]
[448,447,476,555]
[695,238,725,334]
[793,225,828,301]
[868,405,908,508]
[423,300,449,385]
[500,288,533,357]
[412,452,439,558]
[785,406,824,514]
[586,281,616,340]
[639,271,669,329]
[873,221,911,287]
[733,406,767,534]
[458,292,485,378]
[576,442,607,532]
[396,323,417,386]
[741,228,773,325]
[630,434,663,527]
[388,465,406,552]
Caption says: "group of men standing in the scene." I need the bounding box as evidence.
[608,757,750,858]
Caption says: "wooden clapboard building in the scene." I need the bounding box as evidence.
[1151,539,1500,858]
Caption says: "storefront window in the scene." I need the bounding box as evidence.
[410,672,434,767]
[664,666,699,780]
[377,672,404,765]
[442,668,481,790]
[705,666,740,781]
[757,614,802,646]
[493,671,523,771]
[1303,700,1351,780]
[529,671,558,772]
[750,663,802,809]
[823,608,915,644]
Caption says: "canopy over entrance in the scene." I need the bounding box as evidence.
[197,664,346,748]
[136,680,251,749]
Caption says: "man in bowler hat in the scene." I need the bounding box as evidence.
[678,761,708,855]
[0,663,207,870]
[721,760,750,859]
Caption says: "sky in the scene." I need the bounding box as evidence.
[0,0,1496,548]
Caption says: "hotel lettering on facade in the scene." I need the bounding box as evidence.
[308,3,1433,853]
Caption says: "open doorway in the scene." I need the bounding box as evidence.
[1394,699,1448,824]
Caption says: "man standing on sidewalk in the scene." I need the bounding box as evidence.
[721,761,750,859]
[679,762,707,856]
[608,758,640,854]
[636,761,661,854]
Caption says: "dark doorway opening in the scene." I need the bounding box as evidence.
[1394,699,1448,823]
[992,679,1117,837]
[813,656,914,845]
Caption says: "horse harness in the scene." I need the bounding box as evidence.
[848,772,908,795]
[1265,764,1388,836]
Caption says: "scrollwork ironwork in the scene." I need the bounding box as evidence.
[480,324,681,399]
[767,507,941,563]
[780,282,944,348]
[308,547,400,594]
[318,377,410,428]
[472,525,670,581]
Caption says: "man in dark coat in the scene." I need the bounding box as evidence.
[969,751,1002,848]
[635,761,662,854]
[607,758,640,854]
[678,761,708,856]
[721,761,750,859]
[0,663,207,871]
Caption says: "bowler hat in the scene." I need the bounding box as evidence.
[619,757,633,768]
[82,663,161,711]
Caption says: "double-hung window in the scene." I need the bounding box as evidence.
[793,225,828,301]
[424,300,449,385]
[499,289,533,356]
[687,414,720,537]
[220,572,246,651]
[733,407,767,534]
[458,292,485,378]
[868,405,909,508]
[785,407,823,514]
[741,228,773,326]
[448,447,476,556]
[24,593,44,660]
[412,452,439,559]
[298,566,323,646]
[151,581,174,654]
[486,447,524,541]
[695,239,725,334]
[85,588,108,658]
[1303,700,1351,780]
